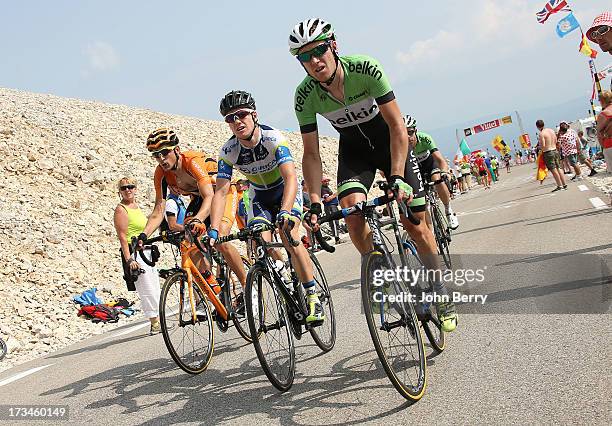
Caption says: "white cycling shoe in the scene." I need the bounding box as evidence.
[446,211,459,230]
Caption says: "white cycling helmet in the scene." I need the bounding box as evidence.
[288,18,335,55]
[404,115,417,128]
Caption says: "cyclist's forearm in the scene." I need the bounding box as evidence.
[303,151,323,203]
[194,197,212,222]
[389,127,409,176]
[209,191,227,231]
[143,210,164,237]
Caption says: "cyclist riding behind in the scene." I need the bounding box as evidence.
[138,128,247,289]
[404,116,459,230]
[208,91,324,325]
[289,18,456,332]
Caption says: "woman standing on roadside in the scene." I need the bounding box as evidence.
[113,177,161,335]
[597,90,612,173]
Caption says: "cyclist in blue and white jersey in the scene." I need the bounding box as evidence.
[208,90,324,325]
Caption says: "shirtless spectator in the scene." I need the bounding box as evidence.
[536,119,567,192]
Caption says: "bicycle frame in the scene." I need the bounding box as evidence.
[178,238,230,323]
[252,234,310,327]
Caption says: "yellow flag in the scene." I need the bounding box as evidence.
[579,35,598,59]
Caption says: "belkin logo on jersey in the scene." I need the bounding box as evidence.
[294,79,317,112]
[347,60,383,81]
[324,97,379,128]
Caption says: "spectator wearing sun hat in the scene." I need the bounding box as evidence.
[586,11,612,55]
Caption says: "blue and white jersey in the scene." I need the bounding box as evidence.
[217,124,294,190]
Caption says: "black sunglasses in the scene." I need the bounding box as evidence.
[592,25,610,38]
[224,110,252,124]
[152,148,173,159]
[296,41,331,63]
[407,129,417,136]
[120,185,136,191]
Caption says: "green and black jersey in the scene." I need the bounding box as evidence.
[294,54,395,144]
[293,54,426,210]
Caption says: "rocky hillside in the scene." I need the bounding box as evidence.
[0,87,340,371]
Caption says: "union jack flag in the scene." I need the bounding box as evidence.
[536,0,572,24]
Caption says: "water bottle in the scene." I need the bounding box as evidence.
[273,260,293,290]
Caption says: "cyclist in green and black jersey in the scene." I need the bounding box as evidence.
[404,115,459,230]
[289,18,456,332]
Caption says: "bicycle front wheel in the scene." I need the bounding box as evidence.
[361,251,427,402]
[246,263,295,392]
[431,202,452,268]
[309,252,336,352]
[400,233,445,353]
[159,272,214,374]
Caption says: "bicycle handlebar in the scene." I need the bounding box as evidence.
[313,182,420,249]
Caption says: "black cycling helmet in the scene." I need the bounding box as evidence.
[219,90,256,116]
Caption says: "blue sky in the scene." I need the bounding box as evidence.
[1,1,610,156]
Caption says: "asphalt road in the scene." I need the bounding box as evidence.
[1,164,610,425]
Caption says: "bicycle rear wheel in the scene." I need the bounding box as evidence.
[246,263,295,392]
[159,272,214,374]
[431,202,452,268]
[309,252,336,352]
[230,256,253,342]
[361,251,427,402]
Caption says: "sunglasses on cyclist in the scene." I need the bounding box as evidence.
[224,110,252,124]
[296,41,331,63]
[120,185,136,191]
[151,148,173,159]
[592,25,610,38]
[407,129,416,136]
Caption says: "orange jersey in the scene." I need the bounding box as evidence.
[154,151,215,199]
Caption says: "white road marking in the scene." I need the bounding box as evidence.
[459,193,556,217]
[98,322,150,342]
[577,185,588,191]
[589,197,608,209]
[0,364,53,388]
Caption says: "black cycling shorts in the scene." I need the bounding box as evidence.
[336,133,426,212]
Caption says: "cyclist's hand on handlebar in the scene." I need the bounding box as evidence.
[207,228,219,246]
[303,203,322,232]
[387,175,414,205]
[276,209,300,230]
[185,218,207,237]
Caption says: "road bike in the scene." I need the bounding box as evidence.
[422,174,452,268]
[316,182,440,402]
[133,226,251,374]
[225,223,336,392]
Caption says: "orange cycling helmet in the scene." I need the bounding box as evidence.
[146,128,179,153]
